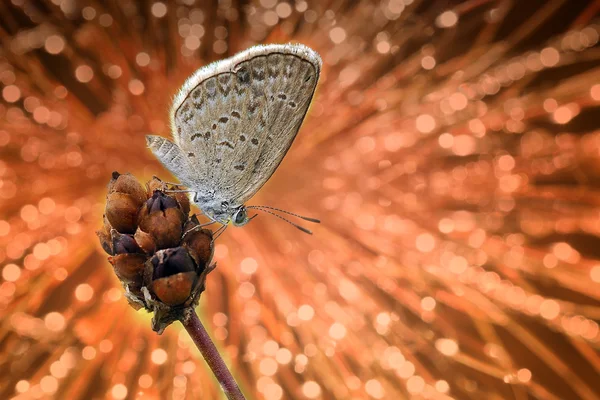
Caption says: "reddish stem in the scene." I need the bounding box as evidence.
[181,309,246,400]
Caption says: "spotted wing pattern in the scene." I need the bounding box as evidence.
[159,44,321,210]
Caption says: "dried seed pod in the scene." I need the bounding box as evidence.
[100,173,217,334]
[183,227,214,271]
[109,253,148,287]
[150,247,197,306]
[146,176,166,194]
[109,231,146,287]
[109,171,146,204]
[146,176,191,216]
[112,231,142,254]
[171,191,190,217]
[105,172,146,234]
[96,214,114,255]
[138,191,185,250]
[151,272,197,306]
[134,228,156,254]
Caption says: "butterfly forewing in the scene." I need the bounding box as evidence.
[165,44,320,215]
[172,71,268,194]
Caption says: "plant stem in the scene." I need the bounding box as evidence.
[181,308,246,400]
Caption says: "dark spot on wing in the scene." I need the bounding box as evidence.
[218,74,232,96]
[215,158,221,164]
[191,132,210,141]
[239,134,246,141]
[254,67,265,81]
[278,93,287,100]
[289,101,296,108]
[205,78,217,98]
[231,111,241,119]
[237,67,250,84]
[218,141,234,149]
[268,54,282,78]
[188,152,195,157]
[248,102,258,114]
[219,117,229,123]
[234,165,245,171]
[251,138,259,145]
[305,74,312,82]
[193,97,204,110]
[212,123,217,130]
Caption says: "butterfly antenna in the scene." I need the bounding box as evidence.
[248,206,320,223]
[253,208,313,234]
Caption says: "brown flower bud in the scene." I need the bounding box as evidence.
[182,228,214,272]
[171,191,190,217]
[134,228,156,254]
[146,176,191,216]
[105,172,146,234]
[109,253,147,287]
[100,173,217,334]
[138,191,185,250]
[108,231,146,287]
[183,214,200,232]
[112,232,142,254]
[150,247,197,306]
[109,171,147,203]
[146,176,166,194]
[96,214,114,255]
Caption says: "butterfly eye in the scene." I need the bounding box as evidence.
[234,209,247,225]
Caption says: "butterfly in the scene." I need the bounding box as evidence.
[146,43,321,234]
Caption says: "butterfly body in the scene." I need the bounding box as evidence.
[147,43,321,228]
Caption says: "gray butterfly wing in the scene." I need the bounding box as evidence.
[146,135,194,187]
[170,44,321,207]
[231,46,321,206]
[171,68,270,197]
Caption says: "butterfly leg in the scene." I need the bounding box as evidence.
[214,224,228,240]
[164,189,195,193]
[182,220,219,239]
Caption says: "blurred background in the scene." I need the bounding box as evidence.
[1,0,600,399]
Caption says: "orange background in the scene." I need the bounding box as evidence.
[1,1,600,399]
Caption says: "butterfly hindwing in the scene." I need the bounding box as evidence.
[232,50,320,205]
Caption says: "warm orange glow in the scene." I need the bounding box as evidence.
[2,3,599,400]
[111,383,128,400]
[151,349,168,365]
[436,338,459,356]
[75,65,93,83]
[44,312,65,332]
[416,114,436,133]
[436,11,458,28]
[240,257,258,274]
[302,381,321,398]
